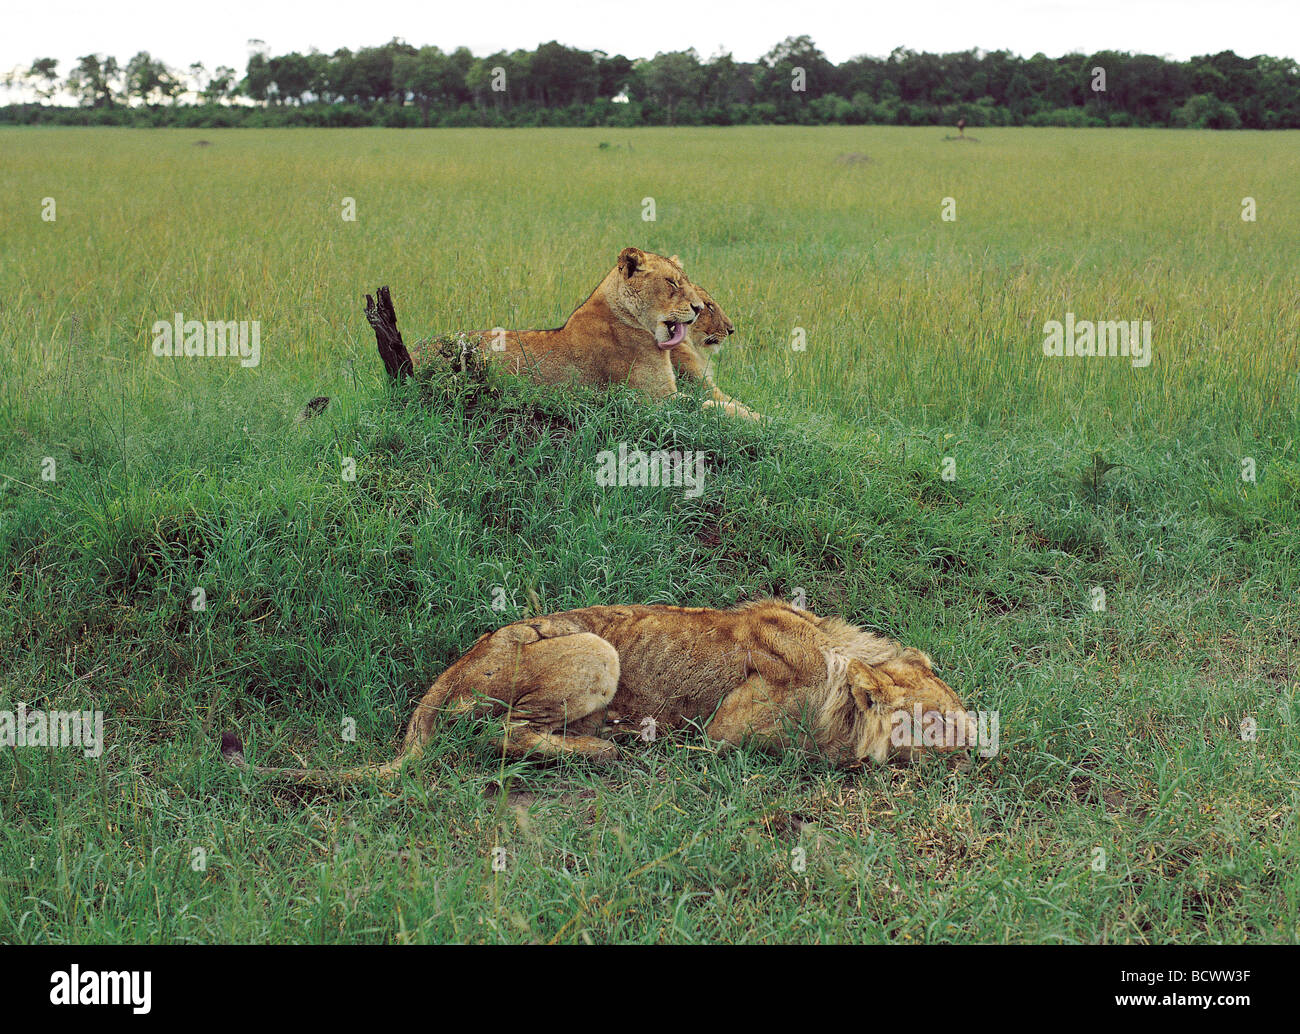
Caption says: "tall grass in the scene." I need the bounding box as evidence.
[0,127,1297,943]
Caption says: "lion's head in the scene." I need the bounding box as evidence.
[610,247,704,349]
[684,283,735,354]
[818,647,977,765]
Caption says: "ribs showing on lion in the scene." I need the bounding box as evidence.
[221,600,975,785]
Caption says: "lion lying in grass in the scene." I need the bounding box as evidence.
[302,249,761,421]
[221,600,973,785]
[669,284,762,421]
[405,247,703,401]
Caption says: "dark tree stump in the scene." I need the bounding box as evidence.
[365,285,413,381]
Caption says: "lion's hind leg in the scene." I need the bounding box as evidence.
[494,631,623,763]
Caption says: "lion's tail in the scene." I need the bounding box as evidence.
[220,675,455,788]
[219,733,418,786]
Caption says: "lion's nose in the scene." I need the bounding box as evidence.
[691,302,704,316]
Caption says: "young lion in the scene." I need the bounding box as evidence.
[671,284,763,421]
[221,600,975,785]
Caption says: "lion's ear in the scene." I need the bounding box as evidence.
[900,647,934,671]
[669,253,683,268]
[618,247,645,278]
[850,681,877,714]
[848,661,883,714]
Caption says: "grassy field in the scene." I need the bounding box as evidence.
[1,126,1297,944]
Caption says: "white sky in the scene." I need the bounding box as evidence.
[3,0,1296,84]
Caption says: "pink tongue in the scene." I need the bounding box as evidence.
[660,321,686,349]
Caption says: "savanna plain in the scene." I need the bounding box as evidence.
[1,126,1297,943]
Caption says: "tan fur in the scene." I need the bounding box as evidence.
[297,253,760,423]
[410,247,703,401]
[669,279,763,421]
[222,600,973,785]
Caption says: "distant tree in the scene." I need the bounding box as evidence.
[160,68,182,104]
[243,52,272,104]
[28,57,60,101]
[1173,93,1243,129]
[351,43,387,103]
[395,45,448,114]
[530,40,598,105]
[891,46,945,103]
[0,68,21,102]
[465,51,519,109]
[302,51,332,103]
[268,51,313,103]
[2,64,36,102]
[187,61,207,102]
[125,51,177,105]
[756,35,837,107]
[595,52,633,99]
[7,38,1295,129]
[839,53,886,101]
[639,50,703,122]
[1005,70,1033,118]
[445,47,475,105]
[344,39,414,104]
[699,52,752,109]
[203,66,236,104]
[66,54,120,107]
[1248,54,1300,128]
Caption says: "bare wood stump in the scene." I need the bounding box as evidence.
[365,285,414,381]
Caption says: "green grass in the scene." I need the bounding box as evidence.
[1,126,1297,944]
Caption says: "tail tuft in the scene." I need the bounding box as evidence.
[296,396,331,423]
[220,731,247,767]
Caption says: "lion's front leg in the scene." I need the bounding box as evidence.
[501,726,622,762]
[701,384,763,421]
[625,353,678,400]
[705,675,811,754]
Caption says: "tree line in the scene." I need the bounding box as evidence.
[3,36,1296,129]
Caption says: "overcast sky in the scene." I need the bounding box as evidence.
[4,0,1296,80]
